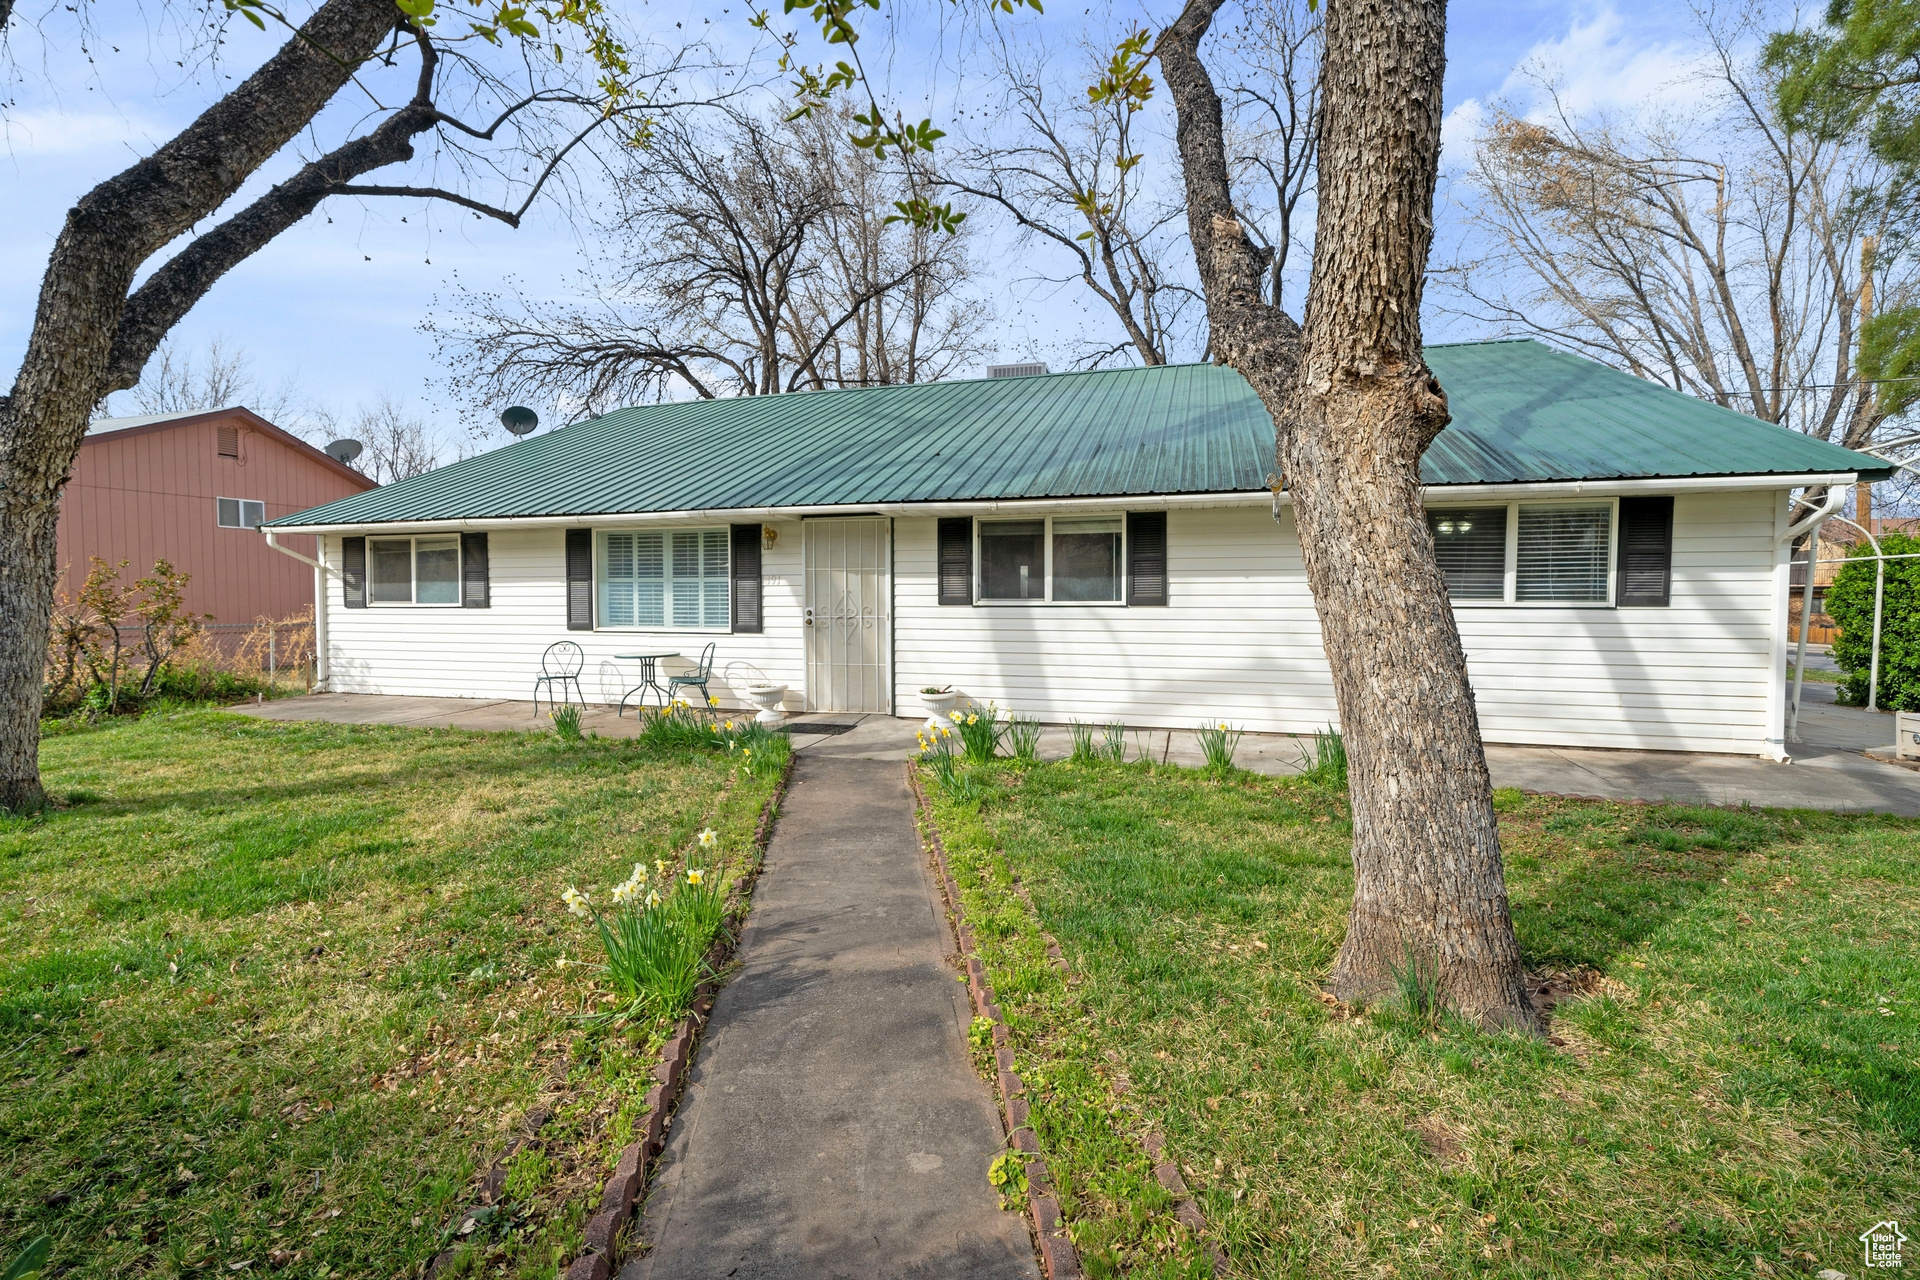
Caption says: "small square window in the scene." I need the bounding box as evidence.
[217,498,265,529]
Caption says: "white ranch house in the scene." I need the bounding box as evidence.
[263,340,1891,760]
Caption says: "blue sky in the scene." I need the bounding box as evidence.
[0,0,1734,448]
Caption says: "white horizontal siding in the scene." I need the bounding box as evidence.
[893,491,1781,755]
[321,523,807,712]
[321,491,1784,755]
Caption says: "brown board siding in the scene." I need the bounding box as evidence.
[57,408,377,625]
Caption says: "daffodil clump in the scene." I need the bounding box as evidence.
[558,827,733,1022]
[948,701,1004,764]
[719,718,790,779]
[1196,720,1245,775]
[633,698,792,780]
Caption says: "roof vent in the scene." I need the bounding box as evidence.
[986,361,1049,379]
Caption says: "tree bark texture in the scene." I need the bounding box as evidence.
[1162,0,1539,1029]
[0,0,399,809]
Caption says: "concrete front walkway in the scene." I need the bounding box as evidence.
[622,733,1038,1279]
[231,693,1920,815]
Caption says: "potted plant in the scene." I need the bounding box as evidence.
[919,686,959,725]
[745,683,788,726]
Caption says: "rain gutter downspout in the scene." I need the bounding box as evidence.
[264,531,337,691]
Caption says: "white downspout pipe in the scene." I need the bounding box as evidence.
[264,531,337,692]
[1781,485,1849,743]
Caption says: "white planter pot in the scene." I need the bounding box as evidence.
[745,684,788,727]
[919,689,959,729]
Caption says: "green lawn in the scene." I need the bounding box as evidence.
[1,712,777,1279]
[923,762,1920,1278]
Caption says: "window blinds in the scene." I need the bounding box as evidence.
[1429,507,1507,599]
[1516,504,1611,602]
[601,529,729,628]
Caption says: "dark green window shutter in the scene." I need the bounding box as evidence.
[565,529,593,630]
[731,524,763,633]
[1616,497,1673,607]
[937,518,972,605]
[461,532,490,608]
[342,537,367,608]
[1126,512,1168,606]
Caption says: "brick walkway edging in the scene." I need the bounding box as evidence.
[557,757,796,1280]
[906,763,1082,1280]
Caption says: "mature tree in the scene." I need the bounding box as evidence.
[1444,17,1917,468]
[0,0,687,809]
[1159,0,1540,1028]
[1769,0,1920,184]
[434,104,984,415]
[944,33,1201,366]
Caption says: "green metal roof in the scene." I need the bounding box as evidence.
[269,339,1890,528]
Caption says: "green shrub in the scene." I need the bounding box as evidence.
[1828,531,1920,708]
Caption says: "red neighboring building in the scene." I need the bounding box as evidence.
[60,406,378,624]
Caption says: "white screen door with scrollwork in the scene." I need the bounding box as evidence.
[803,517,892,713]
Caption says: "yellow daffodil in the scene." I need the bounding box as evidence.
[610,880,636,905]
[698,828,718,848]
[655,859,669,876]
[631,862,649,883]
[950,710,964,723]
[687,868,705,886]
[708,695,720,707]
[967,714,979,725]
[646,889,661,907]
[562,886,590,917]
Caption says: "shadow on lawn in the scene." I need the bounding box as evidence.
[1504,802,1772,969]
[1504,799,1920,1147]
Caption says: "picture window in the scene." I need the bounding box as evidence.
[1428,500,1616,606]
[977,514,1126,604]
[598,528,730,629]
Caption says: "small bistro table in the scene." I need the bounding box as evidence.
[614,651,680,717]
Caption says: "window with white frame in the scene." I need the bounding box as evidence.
[977,514,1124,602]
[367,535,462,605]
[1427,500,1616,605]
[598,528,730,629]
[216,497,265,530]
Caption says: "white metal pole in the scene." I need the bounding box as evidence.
[1871,556,1885,712]
[1790,519,1820,743]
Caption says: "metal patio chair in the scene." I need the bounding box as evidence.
[666,642,716,709]
[533,641,586,714]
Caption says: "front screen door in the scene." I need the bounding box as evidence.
[804,517,892,713]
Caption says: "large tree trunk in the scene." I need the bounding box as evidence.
[0,0,397,809]
[1162,0,1538,1029]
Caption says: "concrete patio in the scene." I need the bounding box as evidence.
[230,676,1920,815]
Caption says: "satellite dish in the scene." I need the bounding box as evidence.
[324,438,363,464]
[501,406,540,436]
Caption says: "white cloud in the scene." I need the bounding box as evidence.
[1443,6,1725,166]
